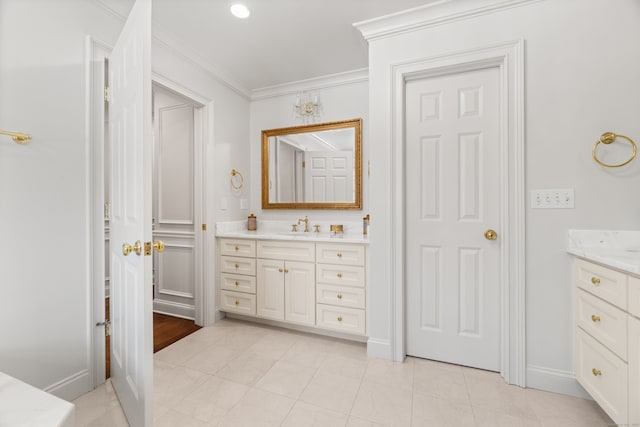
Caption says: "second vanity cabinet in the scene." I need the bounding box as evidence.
[218,237,367,338]
[573,258,640,426]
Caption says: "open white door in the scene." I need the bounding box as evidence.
[108,0,153,425]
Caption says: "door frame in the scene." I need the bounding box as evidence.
[390,40,526,386]
[85,36,215,387]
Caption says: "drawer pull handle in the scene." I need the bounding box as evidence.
[591,277,601,285]
[235,245,239,251]
[337,273,342,278]
[337,294,343,299]
[235,281,240,287]
[279,268,284,273]
[235,263,239,269]
[337,253,343,258]
[337,316,343,322]
[591,315,601,322]
[235,300,240,305]
[592,368,602,377]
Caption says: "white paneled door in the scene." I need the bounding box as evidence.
[405,67,501,371]
[304,151,354,202]
[108,0,153,425]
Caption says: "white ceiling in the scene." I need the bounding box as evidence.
[100,0,437,93]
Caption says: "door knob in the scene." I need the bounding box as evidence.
[122,240,142,256]
[484,229,498,240]
[144,240,165,256]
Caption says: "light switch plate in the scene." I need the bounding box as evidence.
[531,188,574,209]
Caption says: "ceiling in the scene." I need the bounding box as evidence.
[100,0,437,94]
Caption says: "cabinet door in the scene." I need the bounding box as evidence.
[284,261,315,326]
[630,316,640,426]
[257,259,285,320]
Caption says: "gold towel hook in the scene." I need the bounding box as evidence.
[592,132,637,168]
[230,169,244,190]
[0,129,31,145]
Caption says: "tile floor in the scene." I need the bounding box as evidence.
[73,318,615,427]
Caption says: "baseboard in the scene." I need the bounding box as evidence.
[153,299,195,320]
[44,369,91,401]
[367,337,393,360]
[526,364,590,399]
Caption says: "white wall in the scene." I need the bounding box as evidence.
[0,0,250,400]
[249,77,369,222]
[365,0,640,395]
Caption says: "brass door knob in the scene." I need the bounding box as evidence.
[153,240,165,253]
[484,229,498,240]
[122,240,142,256]
[591,315,601,322]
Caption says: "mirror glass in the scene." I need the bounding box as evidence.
[262,118,362,210]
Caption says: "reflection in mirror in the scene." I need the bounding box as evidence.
[262,119,362,210]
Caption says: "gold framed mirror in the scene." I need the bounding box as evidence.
[262,118,362,210]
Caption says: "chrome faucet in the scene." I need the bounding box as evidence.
[297,216,310,232]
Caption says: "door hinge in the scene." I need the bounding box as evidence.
[104,86,110,102]
[104,203,111,220]
[96,319,111,337]
[202,224,207,231]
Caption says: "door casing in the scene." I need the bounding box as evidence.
[390,40,526,386]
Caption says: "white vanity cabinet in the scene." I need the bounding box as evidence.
[257,241,315,326]
[573,258,640,426]
[217,236,367,339]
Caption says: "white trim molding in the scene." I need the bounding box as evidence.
[354,0,543,42]
[527,365,590,399]
[389,40,526,386]
[251,68,369,101]
[45,369,91,401]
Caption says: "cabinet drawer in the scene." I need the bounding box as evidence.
[317,284,365,309]
[316,243,365,266]
[576,329,628,425]
[257,241,315,262]
[220,273,256,294]
[575,259,627,310]
[629,316,640,426]
[220,256,256,276]
[316,264,365,288]
[629,276,640,319]
[577,289,628,360]
[220,290,256,316]
[316,304,365,335]
[220,239,256,257]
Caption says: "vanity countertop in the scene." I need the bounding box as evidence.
[567,229,640,275]
[216,220,370,245]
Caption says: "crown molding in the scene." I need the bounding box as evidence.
[251,68,368,101]
[354,0,543,42]
[92,0,252,99]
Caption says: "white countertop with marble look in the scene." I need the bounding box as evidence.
[567,229,640,275]
[0,372,75,427]
[216,220,370,244]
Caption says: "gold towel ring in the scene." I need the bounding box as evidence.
[230,169,244,190]
[592,132,637,168]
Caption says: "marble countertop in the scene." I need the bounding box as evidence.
[0,372,75,427]
[216,220,370,245]
[567,229,640,275]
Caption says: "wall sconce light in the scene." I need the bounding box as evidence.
[293,92,321,123]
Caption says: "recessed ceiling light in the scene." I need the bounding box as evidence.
[230,3,250,19]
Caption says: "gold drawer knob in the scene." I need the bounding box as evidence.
[235,300,240,306]
[337,273,342,278]
[337,253,343,258]
[284,268,289,273]
[235,281,240,287]
[337,316,343,322]
[591,315,601,322]
[235,263,239,269]
[591,277,601,285]
[279,268,284,273]
[592,368,602,377]
[235,245,239,251]
[337,294,343,299]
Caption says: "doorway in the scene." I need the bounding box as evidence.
[404,67,501,371]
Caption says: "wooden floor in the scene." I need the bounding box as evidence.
[105,298,201,378]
